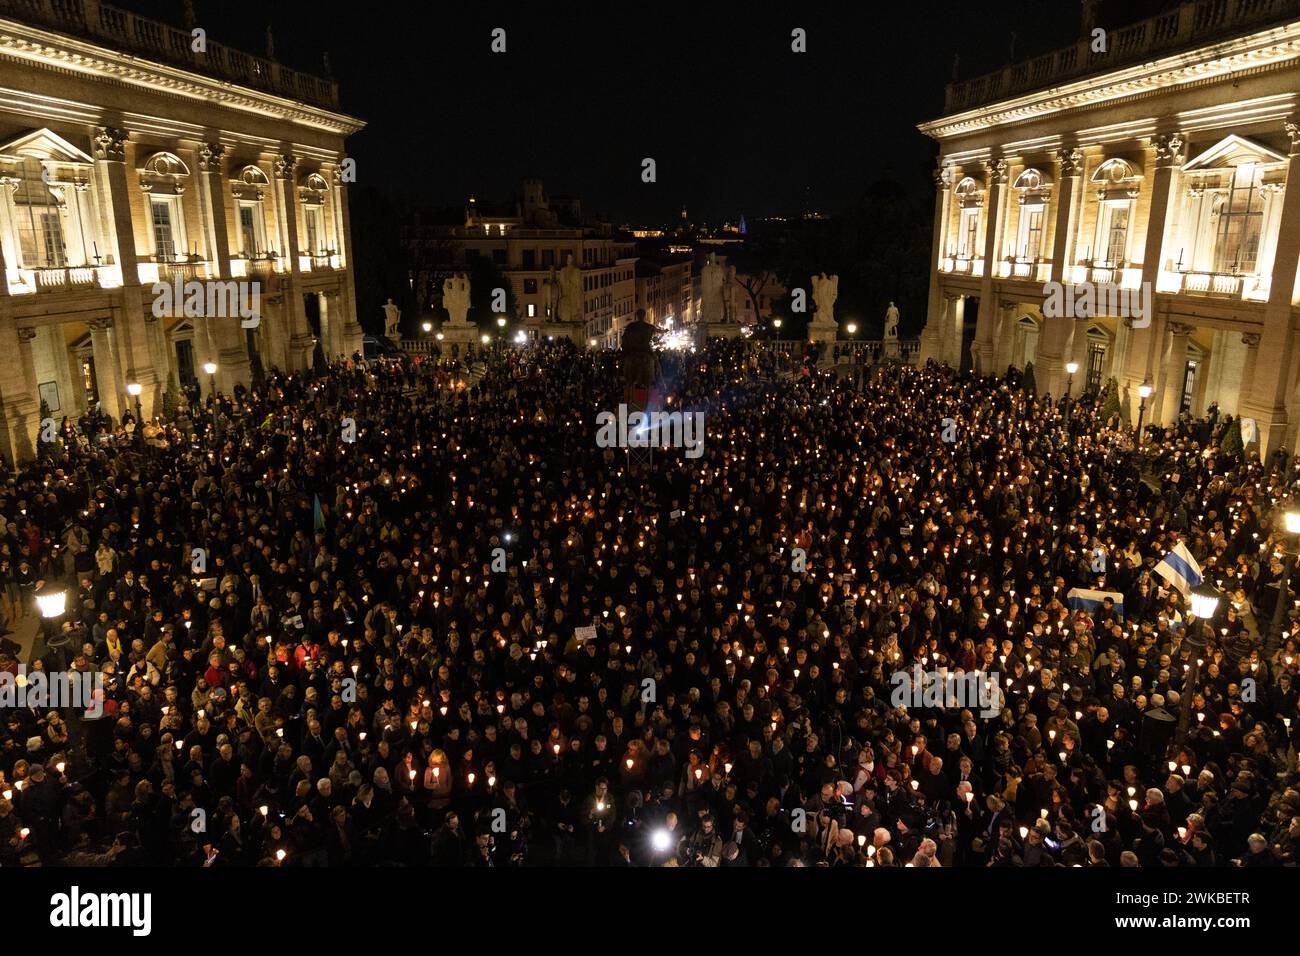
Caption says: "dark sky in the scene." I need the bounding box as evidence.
[119,0,1080,223]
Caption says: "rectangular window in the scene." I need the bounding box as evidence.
[958,208,980,257]
[522,249,536,269]
[523,279,537,294]
[1214,166,1263,274]
[17,209,65,267]
[1022,207,1044,261]
[304,205,325,254]
[151,198,178,261]
[527,303,536,317]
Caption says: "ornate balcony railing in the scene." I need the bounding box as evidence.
[944,0,1300,113]
[0,0,339,109]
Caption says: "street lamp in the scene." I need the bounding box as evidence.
[35,580,67,655]
[1268,503,1300,646]
[35,581,67,620]
[422,321,432,333]
[203,361,218,399]
[1065,361,1079,397]
[1136,381,1153,444]
[1177,583,1220,744]
[435,332,444,342]
[772,317,783,339]
[845,322,857,336]
[126,382,143,446]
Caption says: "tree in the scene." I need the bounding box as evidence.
[1220,417,1243,456]
[162,372,181,420]
[1101,377,1123,423]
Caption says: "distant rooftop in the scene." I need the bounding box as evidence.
[944,0,1300,115]
[0,0,339,110]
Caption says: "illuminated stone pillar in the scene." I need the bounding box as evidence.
[1122,131,1182,422]
[1240,121,1300,456]
[974,157,1008,374]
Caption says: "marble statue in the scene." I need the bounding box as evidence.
[811,273,838,325]
[885,301,900,339]
[382,298,401,339]
[557,254,583,324]
[442,274,471,325]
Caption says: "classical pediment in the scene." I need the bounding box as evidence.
[0,128,95,166]
[1182,134,1288,172]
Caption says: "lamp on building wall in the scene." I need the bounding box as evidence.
[1136,380,1153,444]
[1177,583,1220,744]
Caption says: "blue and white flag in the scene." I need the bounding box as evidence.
[1155,542,1202,596]
[1067,588,1124,619]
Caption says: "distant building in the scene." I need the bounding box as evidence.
[403,178,637,345]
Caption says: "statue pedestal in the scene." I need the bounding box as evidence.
[703,322,742,340]
[883,338,901,358]
[440,321,480,352]
[807,318,838,345]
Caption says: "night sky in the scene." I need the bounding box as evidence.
[116,0,1080,222]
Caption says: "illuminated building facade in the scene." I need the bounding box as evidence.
[918,0,1300,454]
[0,0,364,463]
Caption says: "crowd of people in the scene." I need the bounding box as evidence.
[0,335,1297,867]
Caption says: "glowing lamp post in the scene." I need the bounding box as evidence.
[35,580,67,648]
[1177,583,1220,744]
[202,361,218,399]
[1136,381,1153,444]
[1065,361,1079,397]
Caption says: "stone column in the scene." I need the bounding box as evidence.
[0,324,39,464]
[273,152,313,371]
[197,142,251,395]
[92,125,159,416]
[974,158,1008,374]
[1240,121,1300,456]
[1122,131,1183,422]
[88,318,124,421]
[333,162,364,358]
[1041,147,1084,396]
[1237,332,1261,413]
[1159,321,1192,424]
[920,162,953,364]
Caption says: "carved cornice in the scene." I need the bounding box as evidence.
[0,21,365,137]
[984,158,1009,185]
[918,21,1300,141]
